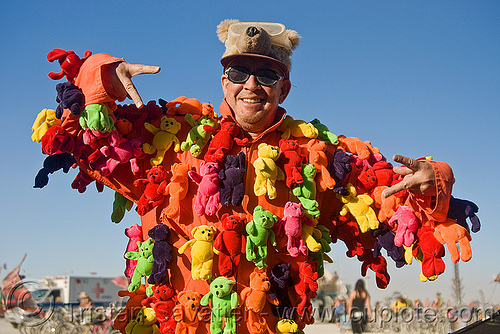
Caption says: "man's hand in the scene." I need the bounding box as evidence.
[102,61,160,108]
[383,155,436,198]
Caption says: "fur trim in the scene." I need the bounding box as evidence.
[217,19,239,43]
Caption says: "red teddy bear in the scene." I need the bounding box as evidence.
[359,249,391,289]
[141,283,177,334]
[213,213,247,277]
[204,120,248,163]
[134,166,169,216]
[294,261,319,322]
[278,139,306,188]
[415,226,446,278]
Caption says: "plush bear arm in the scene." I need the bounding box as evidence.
[234,137,249,146]
[359,194,374,206]
[144,122,160,135]
[178,239,196,254]
[231,291,239,309]
[124,251,141,260]
[200,292,212,306]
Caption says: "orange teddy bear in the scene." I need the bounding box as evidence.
[337,135,379,160]
[305,139,335,192]
[240,268,279,334]
[433,219,472,264]
[162,163,190,219]
[173,291,204,334]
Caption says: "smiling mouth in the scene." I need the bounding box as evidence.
[242,98,263,103]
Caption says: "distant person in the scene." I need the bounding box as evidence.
[432,292,445,309]
[347,279,372,334]
[78,291,94,308]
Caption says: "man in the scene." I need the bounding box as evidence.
[46,20,456,334]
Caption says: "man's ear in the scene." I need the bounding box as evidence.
[221,74,229,96]
[279,79,291,104]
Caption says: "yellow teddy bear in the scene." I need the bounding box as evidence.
[337,183,380,233]
[178,225,217,281]
[253,143,285,200]
[31,108,62,142]
[275,319,299,334]
[125,306,161,334]
[142,116,181,165]
[278,115,318,140]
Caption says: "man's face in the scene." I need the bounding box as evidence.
[221,56,291,134]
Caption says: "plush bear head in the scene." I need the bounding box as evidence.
[299,261,319,282]
[199,161,220,176]
[150,283,176,302]
[301,164,316,180]
[191,225,217,242]
[55,82,84,118]
[224,152,245,170]
[177,290,203,311]
[358,161,394,191]
[209,276,236,298]
[248,268,272,292]
[148,223,170,242]
[198,114,217,127]
[146,166,168,184]
[115,118,133,136]
[257,143,280,161]
[138,238,154,259]
[278,139,300,153]
[271,263,291,286]
[221,213,246,233]
[135,306,157,326]
[41,125,75,155]
[221,121,240,137]
[160,116,182,134]
[252,206,278,229]
[283,201,304,218]
[171,163,190,180]
[337,183,358,203]
[276,318,299,334]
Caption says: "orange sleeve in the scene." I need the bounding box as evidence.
[73,53,125,110]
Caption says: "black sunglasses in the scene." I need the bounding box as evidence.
[224,66,284,87]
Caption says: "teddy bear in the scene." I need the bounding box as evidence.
[124,224,143,279]
[124,306,161,334]
[358,250,391,289]
[113,285,147,334]
[46,48,92,81]
[162,163,190,219]
[414,226,446,279]
[309,118,338,145]
[99,137,145,176]
[213,213,247,277]
[331,215,376,259]
[275,202,315,257]
[240,268,279,334]
[41,125,75,155]
[79,103,116,133]
[357,161,395,193]
[163,96,204,118]
[147,224,173,285]
[269,263,294,319]
[178,225,217,281]
[277,115,318,140]
[388,205,419,247]
[337,135,379,161]
[371,185,405,223]
[141,283,177,334]
[188,161,221,217]
[434,219,472,264]
[278,139,306,188]
[305,139,335,192]
[447,196,481,233]
[337,183,380,233]
[71,169,104,193]
[78,128,119,164]
[112,192,134,223]
[32,108,62,143]
[218,152,246,207]
[304,224,332,278]
[292,164,320,217]
[200,276,238,334]
[55,82,85,119]
[181,114,218,157]
[204,120,248,163]
[328,149,352,196]
[124,238,155,295]
[134,166,169,216]
[275,319,300,334]
[34,153,75,188]
[253,143,285,200]
[246,206,278,268]
[373,225,406,268]
[172,290,204,334]
[142,116,182,166]
[293,261,319,321]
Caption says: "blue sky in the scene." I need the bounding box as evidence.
[1,1,499,305]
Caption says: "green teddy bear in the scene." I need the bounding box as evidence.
[79,103,116,133]
[245,206,277,269]
[124,238,155,296]
[111,192,133,223]
[180,114,218,157]
[310,118,339,145]
[292,164,320,217]
[310,224,332,278]
[200,276,238,334]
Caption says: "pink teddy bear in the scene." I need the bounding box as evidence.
[124,224,143,278]
[188,161,221,216]
[276,201,315,257]
[388,205,419,247]
[99,138,145,176]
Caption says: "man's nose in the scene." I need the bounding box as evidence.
[243,74,260,90]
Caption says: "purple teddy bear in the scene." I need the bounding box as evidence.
[373,225,406,268]
[55,82,84,119]
[447,196,480,233]
[269,263,294,319]
[329,149,352,196]
[218,152,246,206]
[147,224,173,285]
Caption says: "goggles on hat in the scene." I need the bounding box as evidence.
[224,67,284,87]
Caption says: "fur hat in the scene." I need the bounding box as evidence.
[217,19,300,75]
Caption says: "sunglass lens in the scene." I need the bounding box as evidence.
[227,68,249,83]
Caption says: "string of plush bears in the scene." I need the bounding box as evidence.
[33,48,481,334]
